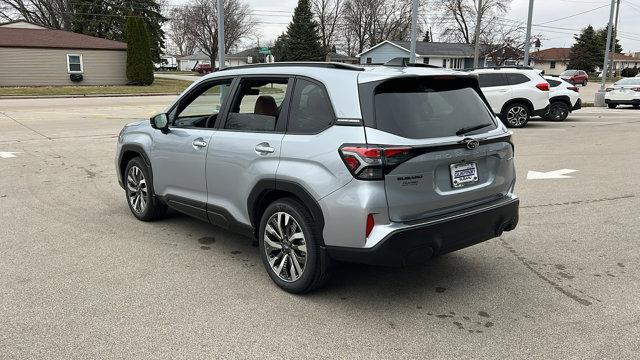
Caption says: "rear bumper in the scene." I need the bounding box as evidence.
[532,105,550,117]
[605,99,640,105]
[572,98,582,111]
[326,196,519,267]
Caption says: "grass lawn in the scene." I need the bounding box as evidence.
[0,78,193,97]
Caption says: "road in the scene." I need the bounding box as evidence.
[1,97,639,359]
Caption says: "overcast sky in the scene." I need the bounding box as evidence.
[176,0,640,53]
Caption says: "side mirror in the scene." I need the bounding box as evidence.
[150,113,169,133]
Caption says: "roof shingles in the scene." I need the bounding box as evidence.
[0,27,126,50]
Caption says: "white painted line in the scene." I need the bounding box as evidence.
[527,169,578,180]
[0,151,19,158]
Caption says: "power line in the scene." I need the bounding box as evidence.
[536,4,610,25]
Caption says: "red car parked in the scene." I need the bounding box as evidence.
[560,70,588,86]
[194,63,214,74]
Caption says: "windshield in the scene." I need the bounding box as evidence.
[615,78,640,86]
[373,77,497,139]
[561,70,578,76]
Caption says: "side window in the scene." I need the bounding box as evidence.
[287,79,335,134]
[550,61,556,69]
[366,57,372,64]
[478,73,507,87]
[506,73,530,85]
[224,78,289,132]
[67,54,83,73]
[173,79,233,128]
[547,79,561,87]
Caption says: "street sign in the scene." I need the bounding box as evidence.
[259,47,271,55]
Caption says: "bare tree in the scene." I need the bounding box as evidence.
[433,0,511,44]
[183,0,255,65]
[311,0,343,52]
[166,6,195,56]
[0,0,73,29]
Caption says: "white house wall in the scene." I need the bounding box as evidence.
[359,42,410,64]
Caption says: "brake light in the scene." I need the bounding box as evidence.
[605,88,614,92]
[567,86,579,93]
[339,145,413,180]
[535,82,550,91]
[365,214,375,238]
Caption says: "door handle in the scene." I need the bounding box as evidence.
[192,138,208,149]
[255,142,275,154]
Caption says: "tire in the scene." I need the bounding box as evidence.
[545,101,570,122]
[608,103,617,109]
[633,104,640,109]
[124,157,167,221]
[501,102,530,128]
[582,80,588,86]
[258,198,332,294]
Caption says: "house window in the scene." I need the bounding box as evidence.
[366,57,372,64]
[550,61,556,69]
[423,57,429,64]
[442,58,447,67]
[67,54,83,73]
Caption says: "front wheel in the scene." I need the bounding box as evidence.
[608,103,617,109]
[124,157,167,221]
[501,103,530,128]
[258,198,331,293]
[582,80,588,86]
[544,101,570,121]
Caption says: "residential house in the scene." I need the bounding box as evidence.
[530,47,570,75]
[325,52,358,64]
[608,52,639,73]
[0,20,127,86]
[357,40,484,69]
[176,52,211,71]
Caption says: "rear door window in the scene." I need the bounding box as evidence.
[224,78,290,132]
[478,73,508,87]
[373,77,497,139]
[506,73,530,85]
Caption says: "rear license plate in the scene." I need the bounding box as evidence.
[450,162,478,188]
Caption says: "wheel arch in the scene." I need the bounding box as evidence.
[248,180,326,245]
[549,95,572,108]
[119,144,152,188]
[501,98,534,115]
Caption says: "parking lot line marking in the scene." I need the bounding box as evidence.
[526,169,578,180]
[0,151,19,158]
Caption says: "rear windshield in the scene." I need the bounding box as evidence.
[615,78,640,86]
[373,77,497,139]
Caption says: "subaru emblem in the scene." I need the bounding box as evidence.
[466,139,480,150]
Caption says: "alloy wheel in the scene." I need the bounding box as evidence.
[549,103,568,121]
[263,212,307,282]
[506,106,528,126]
[126,165,148,214]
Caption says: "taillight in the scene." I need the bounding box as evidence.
[339,145,413,180]
[605,87,614,92]
[536,82,550,91]
[567,86,579,93]
[365,214,375,238]
[631,87,640,92]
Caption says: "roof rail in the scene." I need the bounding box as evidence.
[217,62,364,71]
[383,57,441,68]
[463,65,535,71]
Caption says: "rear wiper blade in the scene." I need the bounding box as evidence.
[456,123,492,136]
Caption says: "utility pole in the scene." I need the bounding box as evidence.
[473,0,482,67]
[523,0,535,66]
[601,0,616,90]
[409,0,418,63]
[217,0,225,70]
[609,0,621,76]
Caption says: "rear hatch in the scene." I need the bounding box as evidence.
[609,79,640,100]
[359,75,515,222]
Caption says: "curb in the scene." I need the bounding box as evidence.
[0,93,181,100]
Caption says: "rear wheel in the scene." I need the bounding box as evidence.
[124,157,167,221]
[501,103,530,128]
[544,101,570,121]
[582,80,588,86]
[633,104,640,109]
[608,103,618,109]
[258,198,331,293]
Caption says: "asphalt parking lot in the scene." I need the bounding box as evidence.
[1,96,639,359]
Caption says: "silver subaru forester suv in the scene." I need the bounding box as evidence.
[116,62,519,293]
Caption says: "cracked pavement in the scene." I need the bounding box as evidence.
[1,97,639,359]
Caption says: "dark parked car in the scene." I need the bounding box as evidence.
[560,70,588,86]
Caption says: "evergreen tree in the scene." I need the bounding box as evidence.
[567,26,601,73]
[126,16,154,86]
[71,0,166,62]
[596,26,623,54]
[423,30,431,42]
[278,0,325,61]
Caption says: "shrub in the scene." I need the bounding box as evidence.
[620,67,639,77]
[126,16,154,85]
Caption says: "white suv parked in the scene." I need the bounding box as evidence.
[469,67,550,128]
[543,76,581,121]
